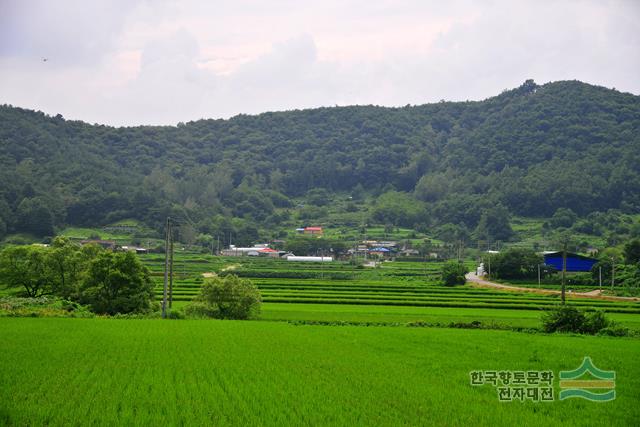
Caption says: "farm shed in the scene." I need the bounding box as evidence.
[542,251,598,272]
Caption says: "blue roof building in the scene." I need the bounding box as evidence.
[543,251,598,272]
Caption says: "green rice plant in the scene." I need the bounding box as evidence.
[0,318,638,426]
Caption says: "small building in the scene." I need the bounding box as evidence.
[399,248,420,256]
[303,226,323,236]
[543,251,598,272]
[369,247,391,256]
[120,246,148,254]
[258,248,280,258]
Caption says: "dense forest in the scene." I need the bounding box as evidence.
[1,80,639,244]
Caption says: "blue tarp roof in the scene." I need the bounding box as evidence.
[370,247,390,252]
[543,252,598,272]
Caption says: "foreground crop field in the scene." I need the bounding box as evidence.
[0,318,638,426]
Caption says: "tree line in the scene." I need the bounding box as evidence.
[0,237,153,314]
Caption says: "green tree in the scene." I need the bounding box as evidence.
[441,261,468,286]
[473,205,513,242]
[80,251,153,315]
[0,245,54,297]
[16,197,54,236]
[490,248,543,280]
[188,274,261,319]
[306,188,331,206]
[46,236,87,298]
[623,239,640,264]
[550,208,578,229]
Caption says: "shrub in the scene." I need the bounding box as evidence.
[440,261,467,286]
[598,325,630,337]
[0,296,93,318]
[541,306,585,333]
[188,274,261,320]
[542,306,611,334]
[582,311,609,334]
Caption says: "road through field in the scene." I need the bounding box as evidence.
[465,273,640,302]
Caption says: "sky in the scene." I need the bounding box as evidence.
[1,0,639,126]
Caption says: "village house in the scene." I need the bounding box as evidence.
[296,226,323,236]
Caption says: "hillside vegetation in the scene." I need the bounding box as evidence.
[1,80,639,243]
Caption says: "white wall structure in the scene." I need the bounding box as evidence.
[286,256,333,262]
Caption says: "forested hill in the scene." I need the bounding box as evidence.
[1,79,639,241]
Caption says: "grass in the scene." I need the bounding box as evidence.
[0,317,638,426]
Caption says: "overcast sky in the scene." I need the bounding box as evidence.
[1,0,638,126]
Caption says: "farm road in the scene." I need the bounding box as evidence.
[465,273,640,302]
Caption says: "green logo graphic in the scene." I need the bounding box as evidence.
[559,357,616,402]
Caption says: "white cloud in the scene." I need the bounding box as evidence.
[0,0,638,126]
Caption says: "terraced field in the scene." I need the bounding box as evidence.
[140,253,640,327]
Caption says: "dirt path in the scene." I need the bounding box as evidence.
[465,273,640,302]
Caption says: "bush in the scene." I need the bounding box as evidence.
[441,261,467,286]
[0,296,94,318]
[542,306,584,333]
[187,274,261,320]
[541,306,611,334]
[598,325,630,337]
[582,310,609,334]
[184,302,217,319]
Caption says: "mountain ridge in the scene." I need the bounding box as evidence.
[0,79,638,241]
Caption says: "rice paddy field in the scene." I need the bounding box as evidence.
[2,252,640,425]
[1,318,638,426]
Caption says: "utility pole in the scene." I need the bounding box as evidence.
[363,228,367,261]
[424,254,428,282]
[599,266,602,293]
[169,224,174,309]
[162,217,170,319]
[537,264,541,289]
[611,257,615,291]
[561,240,567,305]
